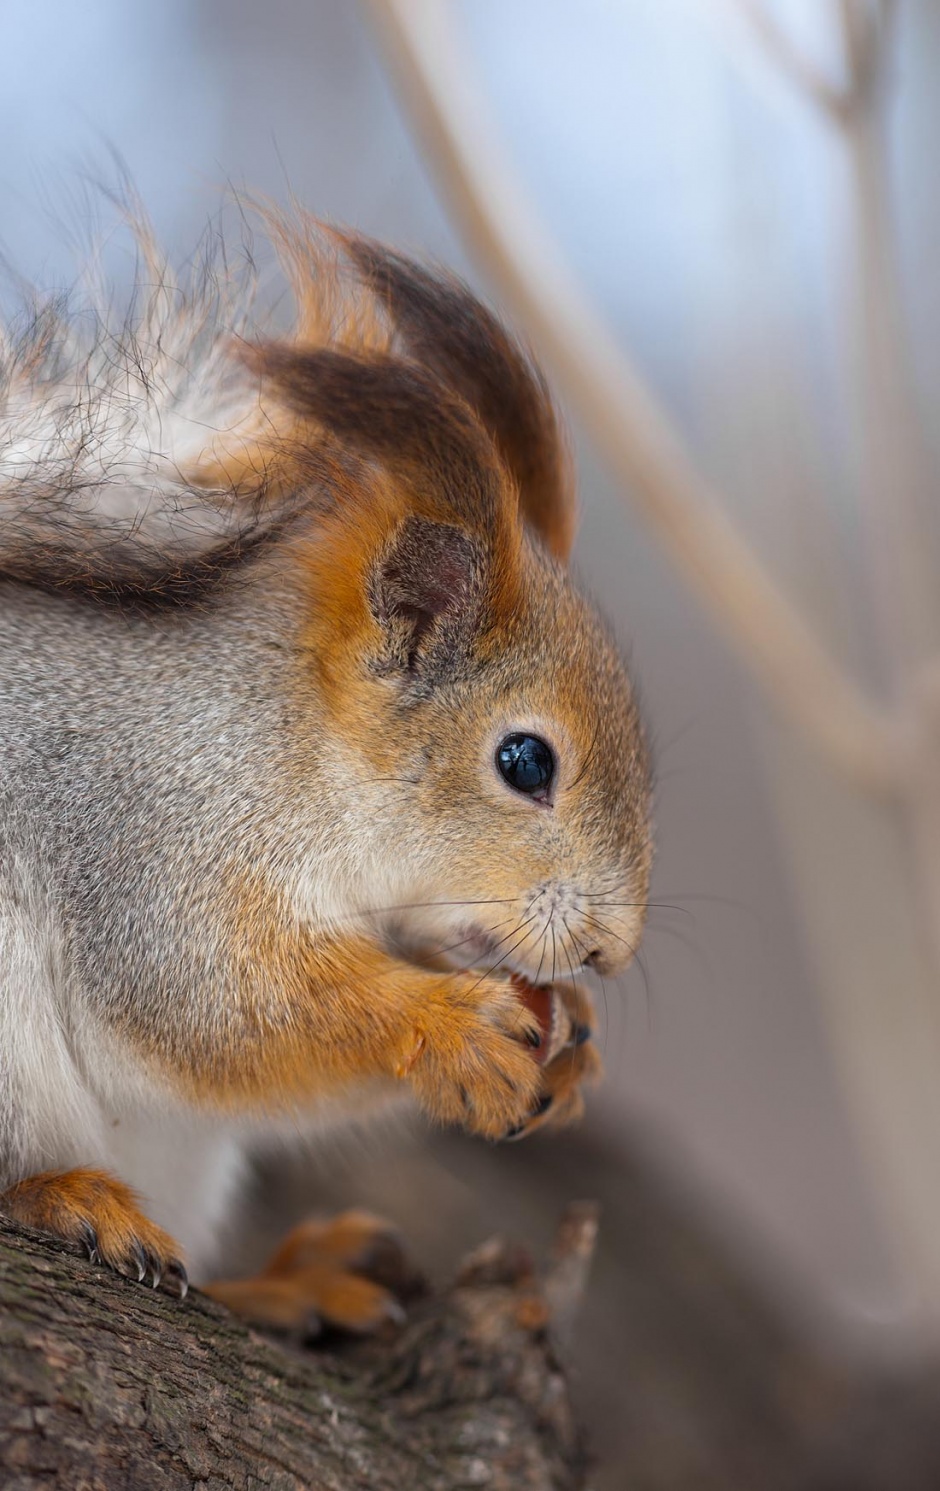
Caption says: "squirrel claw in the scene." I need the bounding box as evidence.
[501,985,603,1141]
[124,1238,148,1283]
[503,1093,554,1142]
[165,1261,189,1300]
[0,1167,186,1299]
[80,1221,101,1264]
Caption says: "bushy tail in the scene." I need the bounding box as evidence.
[0,230,304,606]
[0,202,573,610]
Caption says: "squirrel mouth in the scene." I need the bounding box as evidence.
[447,930,565,1060]
[387,920,553,991]
[450,925,554,990]
[384,921,578,1065]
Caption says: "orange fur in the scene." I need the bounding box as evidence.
[142,926,545,1140]
[205,1270,395,1332]
[205,1210,409,1333]
[1,1168,185,1289]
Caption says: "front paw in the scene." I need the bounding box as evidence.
[1,1167,187,1296]
[399,974,545,1140]
[506,980,602,1140]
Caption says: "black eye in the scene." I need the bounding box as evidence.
[496,733,555,797]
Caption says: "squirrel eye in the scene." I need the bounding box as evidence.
[496,733,555,797]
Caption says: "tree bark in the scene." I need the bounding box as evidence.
[0,1211,592,1491]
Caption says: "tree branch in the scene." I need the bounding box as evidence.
[0,1211,594,1491]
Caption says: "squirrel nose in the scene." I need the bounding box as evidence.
[582,944,634,978]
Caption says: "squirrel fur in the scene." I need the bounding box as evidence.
[0,208,652,1303]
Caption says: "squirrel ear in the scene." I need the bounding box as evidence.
[340,235,577,562]
[253,343,522,676]
[255,344,510,545]
[371,515,484,678]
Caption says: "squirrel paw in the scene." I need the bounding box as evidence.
[400,974,546,1140]
[0,1167,187,1295]
[204,1210,422,1335]
[505,980,602,1140]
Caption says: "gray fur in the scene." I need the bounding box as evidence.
[0,558,397,1271]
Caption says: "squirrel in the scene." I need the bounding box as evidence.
[0,208,652,1330]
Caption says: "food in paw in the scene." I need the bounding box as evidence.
[509,973,581,1065]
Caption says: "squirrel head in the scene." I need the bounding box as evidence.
[259,235,652,986]
[0,208,650,988]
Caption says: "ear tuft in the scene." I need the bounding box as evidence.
[341,235,577,561]
[371,516,483,676]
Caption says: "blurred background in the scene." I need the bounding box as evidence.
[4,1,940,1484]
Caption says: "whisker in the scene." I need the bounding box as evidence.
[369,906,534,1004]
[566,917,610,1063]
[564,718,600,794]
[653,890,752,912]
[559,923,577,983]
[583,896,693,919]
[643,921,718,994]
[532,918,550,988]
[582,910,639,957]
[634,948,653,1033]
[460,903,540,1002]
[563,916,588,971]
[465,929,541,1036]
[354,895,520,921]
[582,909,652,1032]
[559,919,585,1086]
[421,913,520,968]
[312,898,525,968]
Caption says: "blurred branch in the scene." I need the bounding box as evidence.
[719,0,940,1324]
[542,1200,600,1351]
[729,3,940,669]
[730,0,895,124]
[363,0,906,797]
[836,1,940,675]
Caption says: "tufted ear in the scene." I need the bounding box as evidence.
[255,343,511,542]
[370,515,485,680]
[253,342,523,683]
[339,235,577,562]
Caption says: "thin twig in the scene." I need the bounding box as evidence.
[720,0,895,125]
[543,1201,600,1351]
[732,0,854,123]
